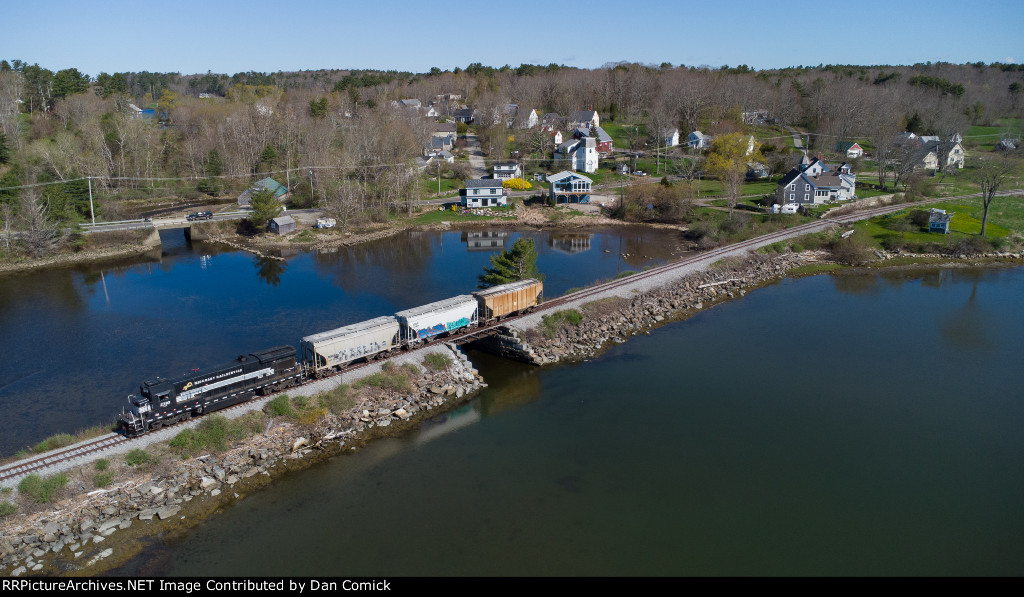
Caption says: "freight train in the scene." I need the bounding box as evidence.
[118,279,543,436]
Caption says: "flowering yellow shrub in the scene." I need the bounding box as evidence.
[502,178,532,190]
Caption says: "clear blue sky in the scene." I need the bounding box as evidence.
[3,0,1021,76]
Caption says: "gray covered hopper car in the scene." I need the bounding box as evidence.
[395,295,478,343]
[300,316,400,374]
[472,278,543,321]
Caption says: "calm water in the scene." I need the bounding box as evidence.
[0,226,685,453]
[111,266,1024,576]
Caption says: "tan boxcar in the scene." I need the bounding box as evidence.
[472,278,543,322]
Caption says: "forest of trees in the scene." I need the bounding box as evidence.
[1,58,1022,247]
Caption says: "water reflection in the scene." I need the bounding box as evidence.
[254,256,288,287]
[461,230,508,252]
[940,273,995,351]
[0,226,684,452]
[830,271,882,296]
[106,266,1024,576]
[548,233,592,254]
[415,404,481,445]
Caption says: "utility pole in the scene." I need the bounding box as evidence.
[309,170,315,206]
[87,177,95,224]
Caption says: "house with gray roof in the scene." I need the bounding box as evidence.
[547,171,593,204]
[568,110,599,129]
[776,157,856,205]
[493,162,522,180]
[687,131,711,150]
[460,179,507,208]
[929,208,951,234]
[541,112,563,131]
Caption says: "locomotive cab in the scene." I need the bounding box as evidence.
[140,378,175,408]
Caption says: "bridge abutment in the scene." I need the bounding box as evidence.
[466,326,542,365]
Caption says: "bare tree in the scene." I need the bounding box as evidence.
[677,150,704,195]
[891,141,921,192]
[646,97,673,175]
[1,200,15,251]
[970,156,1019,236]
[18,189,67,258]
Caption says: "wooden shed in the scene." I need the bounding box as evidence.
[269,215,296,235]
[472,279,544,322]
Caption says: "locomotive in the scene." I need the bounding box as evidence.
[119,279,543,437]
[119,346,302,436]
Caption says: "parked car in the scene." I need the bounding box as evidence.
[186,211,214,221]
[633,170,647,177]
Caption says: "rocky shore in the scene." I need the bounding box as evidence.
[0,345,484,577]
[517,253,808,364]
[0,244,157,275]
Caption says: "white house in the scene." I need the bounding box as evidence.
[917,140,965,170]
[460,179,507,208]
[518,109,539,129]
[493,162,522,180]
[662,128,680,148]
[835,142,864,158]
[558,136,599,173]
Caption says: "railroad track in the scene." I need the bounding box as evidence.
[0,359,382,483]
[0,434,128,483]
[4,192,1017,481]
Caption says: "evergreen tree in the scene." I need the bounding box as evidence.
[0,131,9,164]
[309,97,329,118]
[248,189,282,229]
[206,149,223,176]
[478,238,542,288]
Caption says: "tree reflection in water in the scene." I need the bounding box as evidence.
[255,256,288,287]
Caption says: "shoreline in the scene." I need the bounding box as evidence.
[2,220,1022,576]
[2,254,1022,576]
[0,344,487,576]
[0,245,159,276]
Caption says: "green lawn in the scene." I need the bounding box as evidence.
[601,122,648,150]
[418,175,462,196]
[411,205,516,224]
[964,118,1023,151]
[856,201,1013,250]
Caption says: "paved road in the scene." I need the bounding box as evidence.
[465,134,488,178]
[787,126,806,151]
[80,208,322,234]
